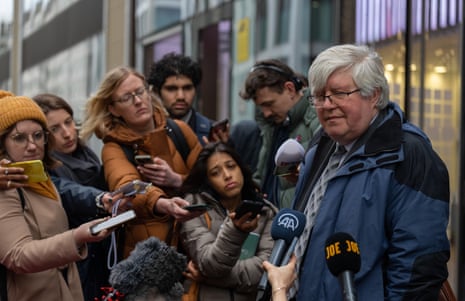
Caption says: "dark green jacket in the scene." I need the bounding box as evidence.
[255,89,320,208]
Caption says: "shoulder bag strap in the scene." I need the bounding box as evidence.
[166,119,190,162]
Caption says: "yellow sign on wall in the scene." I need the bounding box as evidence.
[236,18,250,63]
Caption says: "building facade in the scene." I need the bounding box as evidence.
[0,0,462,298]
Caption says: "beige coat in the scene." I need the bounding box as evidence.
[0,188,87,301]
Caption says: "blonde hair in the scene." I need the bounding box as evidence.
[80,66,166,141]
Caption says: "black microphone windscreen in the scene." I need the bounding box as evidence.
[109,237,187,297]
[325,232,361,276]
[271,208,306,244]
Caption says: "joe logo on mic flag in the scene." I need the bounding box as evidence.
[325,232,361,301]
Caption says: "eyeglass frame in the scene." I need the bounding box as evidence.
[113,85,151,106]
[308,89,361,108]
[8,130,48,148]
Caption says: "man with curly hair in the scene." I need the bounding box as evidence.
[147,53,214,144]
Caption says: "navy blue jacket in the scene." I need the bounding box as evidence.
[52,176,110,300]
[187,109,213,145]
[292,102,450,300]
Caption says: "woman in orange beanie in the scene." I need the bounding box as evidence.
[0,90,112,301]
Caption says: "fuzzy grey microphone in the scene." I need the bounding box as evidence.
[109,237,187,301]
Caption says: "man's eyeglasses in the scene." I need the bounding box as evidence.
[114,86,148,106]
[9,130,48,147]
[308,89,360,108]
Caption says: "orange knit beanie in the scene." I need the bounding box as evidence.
[0,90,48,131]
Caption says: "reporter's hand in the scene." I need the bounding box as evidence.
[282,172,299,184]
[183,260,205,282]
[137,157,182,188]
[229,211,259,233]
[263,254,297,292]
[0,159,28,189]
[73,218,112,246]
[201,125,230,145]
[155,197,205,222]
[102,192,134,215]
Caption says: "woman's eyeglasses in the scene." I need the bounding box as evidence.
[113,86,149,106]
[9,130,48,147]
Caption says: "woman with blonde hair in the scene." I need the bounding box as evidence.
[80,66,203,257]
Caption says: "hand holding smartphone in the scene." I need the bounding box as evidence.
[134,155,153,165]
[273,163,299,176]
[234,200,264,219]
[209,118,229,140]
[6,160,48,182]
[183,204,212,212]
[111,180,152,197]
[90,210,136,235]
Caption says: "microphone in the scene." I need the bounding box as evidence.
[273,138,305,176]
[325,232,361,301]
[256,209,306,301]
[108,237,187,300]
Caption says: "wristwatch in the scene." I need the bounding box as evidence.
[95,192,107,214]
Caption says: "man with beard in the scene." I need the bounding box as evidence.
[148,53,227,145]
[239,59,320,208]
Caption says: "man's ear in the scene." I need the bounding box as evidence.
[368,88,381,108]
[284,81,297,95]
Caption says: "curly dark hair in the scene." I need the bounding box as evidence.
[182,142,262,202]
[147,53,202,93]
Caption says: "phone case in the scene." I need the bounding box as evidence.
[7,160,48,182]
[111,180,152,197]
[90,210,136,235]
[209,118,229,138]
[134,155,152,165]
[235,200,264,219]
[273,163,299,176]
[183,204,212,212]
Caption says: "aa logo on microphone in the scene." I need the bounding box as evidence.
[277,213,300,231]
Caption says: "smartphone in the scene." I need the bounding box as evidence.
[90,209,136,235]
[234,200,264,219]
[134,155,153,165]
[7,160,48,183]
[209,118,229,139]
[111,180,152,197]
[183,204,212,212]
[273,163,299,176]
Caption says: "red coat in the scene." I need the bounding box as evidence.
[102,108,202,257]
